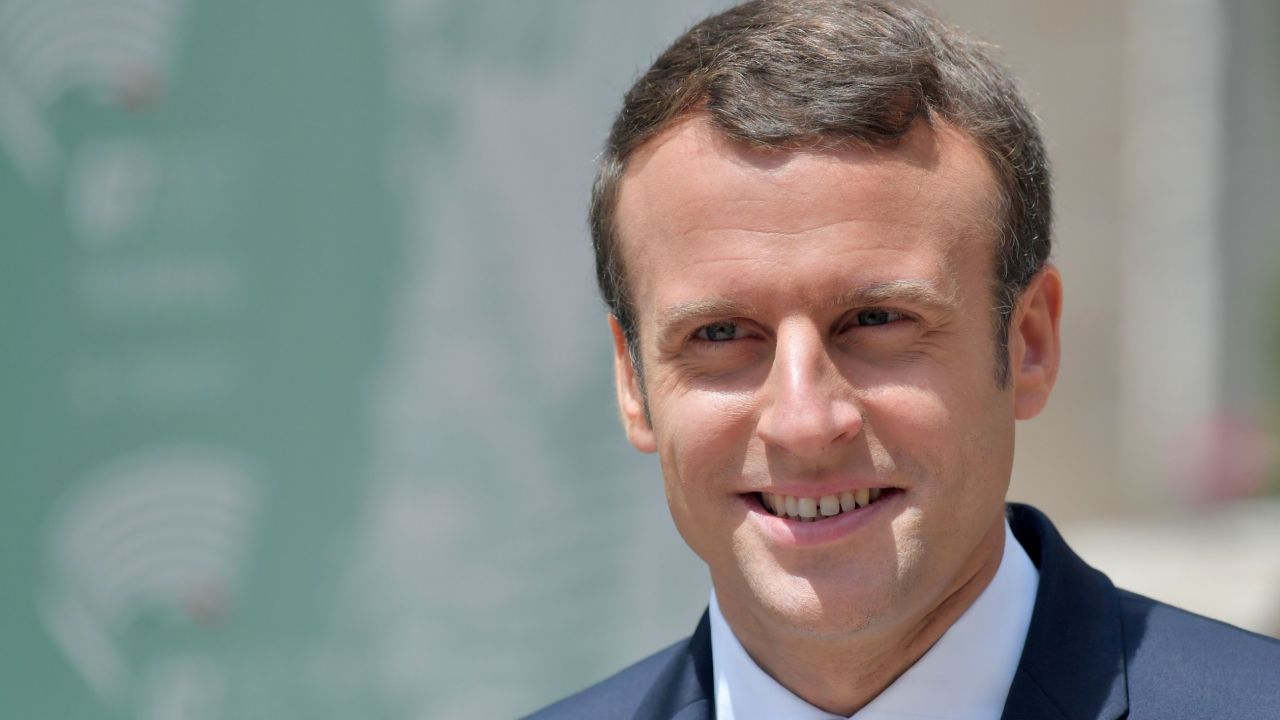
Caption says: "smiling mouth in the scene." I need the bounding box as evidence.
[755,488,899,522]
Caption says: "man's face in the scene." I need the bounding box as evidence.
[611,115,1060,643]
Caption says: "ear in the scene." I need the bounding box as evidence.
[1010,265,1063,420]
[610,316,657,452]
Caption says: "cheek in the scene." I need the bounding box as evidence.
[862,373,1012,489]
[652,388,757,564]
[656,388,757,488]
[861,382,953,443]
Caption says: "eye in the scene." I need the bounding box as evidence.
[694,321,745,342]
[853,308,906,327]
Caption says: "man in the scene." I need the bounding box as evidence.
[528,1,1280,718]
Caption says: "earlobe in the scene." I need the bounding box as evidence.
[610,316,657,452]
[1012,266,1063,421]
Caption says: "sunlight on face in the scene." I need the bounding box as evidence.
[612,115,1017,645]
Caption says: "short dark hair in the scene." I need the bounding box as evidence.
[591,0,1051,385]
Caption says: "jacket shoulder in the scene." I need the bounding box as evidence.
[1119,590,1280,717]
[521,638,688,720]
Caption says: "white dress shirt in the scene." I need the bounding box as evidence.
[710,520,1039,720]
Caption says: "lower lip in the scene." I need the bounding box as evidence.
[745,490,902,547]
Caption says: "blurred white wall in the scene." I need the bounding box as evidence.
[935,0,1280,636]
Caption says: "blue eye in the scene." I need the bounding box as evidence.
[855,309,904,326]
[696,322,741,342]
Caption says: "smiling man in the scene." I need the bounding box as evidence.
[527,2,1280,719]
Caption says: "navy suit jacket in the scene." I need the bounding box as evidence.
[525,503,1280,719]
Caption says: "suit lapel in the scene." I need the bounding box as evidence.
[633,612,715,720]
[1002,504,1128,720]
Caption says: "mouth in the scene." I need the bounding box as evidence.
[753,487,901,522]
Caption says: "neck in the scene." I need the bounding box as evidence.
[718,517,1007,716]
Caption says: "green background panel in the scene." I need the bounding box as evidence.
[0,1,726,717]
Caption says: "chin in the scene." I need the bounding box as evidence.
[732,553,909,641]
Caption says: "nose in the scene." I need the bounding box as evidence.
[756,321,863,459]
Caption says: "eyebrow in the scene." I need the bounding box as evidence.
[832,279,959,312]
[655,298,760,335]
[654,279,959,335]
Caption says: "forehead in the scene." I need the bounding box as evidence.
[613,115,1002,312]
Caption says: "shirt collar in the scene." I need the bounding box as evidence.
[710,519,1039,720]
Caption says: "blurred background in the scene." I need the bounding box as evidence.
[1,0,1277,717]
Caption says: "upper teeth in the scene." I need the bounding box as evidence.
[762,488,884,521]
